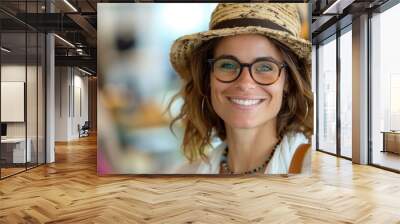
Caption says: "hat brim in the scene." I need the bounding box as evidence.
[170,26,311,81]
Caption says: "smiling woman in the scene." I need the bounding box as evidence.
[169,3,313,175]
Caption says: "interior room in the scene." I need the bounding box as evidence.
[0,0,399,223]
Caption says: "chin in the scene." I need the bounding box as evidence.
[225,118,261,129]
[224,112,278,129]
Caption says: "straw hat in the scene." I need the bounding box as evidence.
[170,3,311,81]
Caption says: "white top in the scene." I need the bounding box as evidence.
[174,132,310,174]
[1,138,27,143]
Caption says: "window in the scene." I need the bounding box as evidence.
[370,2,400,171]
[339,28,352,158]
[317,36,337,155]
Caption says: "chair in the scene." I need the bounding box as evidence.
[78,121,90,138]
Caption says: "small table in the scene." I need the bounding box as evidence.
[381,131,400,154]
[1,138,32,163]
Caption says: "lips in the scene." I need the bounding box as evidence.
[227,97,266,107]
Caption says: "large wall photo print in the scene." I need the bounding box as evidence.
[97,3,313,175]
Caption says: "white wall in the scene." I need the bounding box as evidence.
[70,72,89,139]
[1,65,26,81]
[54,67,89,141]
[1,82,25,122]
[55,67,69,141]
[1,65,36,137]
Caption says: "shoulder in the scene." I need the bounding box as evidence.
[276,132,309,158]
[266,131,310,174]
[283,132,309,151]
[172,143,226,174]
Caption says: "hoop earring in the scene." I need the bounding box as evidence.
[304,101,309,119]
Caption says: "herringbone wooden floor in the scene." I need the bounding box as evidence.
[1,135,400,224]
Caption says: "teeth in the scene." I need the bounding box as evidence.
[229,98,263,106]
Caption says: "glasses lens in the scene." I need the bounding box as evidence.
[213,58,240,82]
[252,60,280,84]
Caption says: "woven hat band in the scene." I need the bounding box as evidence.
[211,18,295,36]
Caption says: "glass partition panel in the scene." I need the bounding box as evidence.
[27,30,38,169]
[0,1,46,179]
[339,28,352,158]
[1,30,27,178]
[38,32,45,165]
[317,36,337,155]
[371,4,400,171]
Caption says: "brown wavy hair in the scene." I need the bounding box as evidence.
[169,36,313,162]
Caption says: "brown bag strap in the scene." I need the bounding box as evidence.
[288,143,311,174]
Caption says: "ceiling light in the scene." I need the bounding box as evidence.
[63,0,78,12]
[54,34,75,48]
[1,47,11,53]
[323,0,355,15]
[78,67,93,76]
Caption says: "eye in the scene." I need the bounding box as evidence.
[215,59,239,72]
[221,63,236,70]
[254,61,275,73]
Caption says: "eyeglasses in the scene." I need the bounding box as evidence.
[208,56,287,85]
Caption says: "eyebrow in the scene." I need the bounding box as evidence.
[213,54,280,63]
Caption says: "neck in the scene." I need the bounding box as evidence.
[224,119,279,174]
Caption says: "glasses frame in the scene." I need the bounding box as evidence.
[208,56,288,85]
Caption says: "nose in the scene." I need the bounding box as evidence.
[234,66,257,90]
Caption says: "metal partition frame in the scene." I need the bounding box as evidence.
[0,0,47,180]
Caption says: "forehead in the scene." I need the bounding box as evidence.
[213,34,284,62]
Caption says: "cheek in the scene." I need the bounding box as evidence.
[265,75,285,110]
[210,77,227,111]
[265,87,282,107]
[210,78,220,106]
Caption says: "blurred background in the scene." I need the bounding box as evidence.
[97,3,310,174]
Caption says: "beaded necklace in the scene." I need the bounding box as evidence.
[220,138,282,175]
